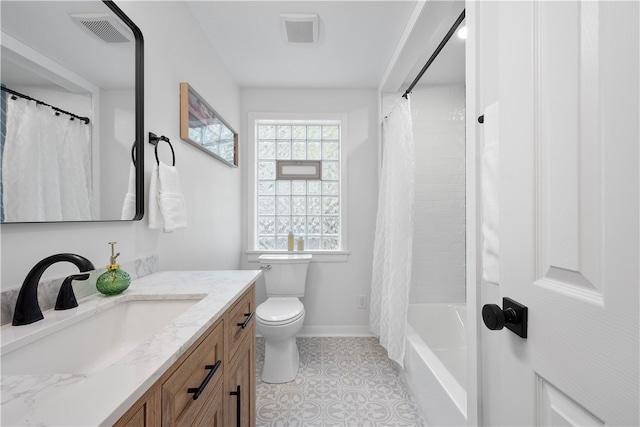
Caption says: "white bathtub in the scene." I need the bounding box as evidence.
[402,303,467,426]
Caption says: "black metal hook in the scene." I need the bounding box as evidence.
[148,132,175,166]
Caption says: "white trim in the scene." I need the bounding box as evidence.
[378,0,428,92]
[465,2,482,426]
[300,325,373,337]
[248,114,259,250]
[256,326,373,338]
[247,112,350,255]
[1,33,99,94]
[246,250,349,263]
[378,1,464,94]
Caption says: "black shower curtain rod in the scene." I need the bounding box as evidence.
[402,9,466,99]
[1,86,90,125]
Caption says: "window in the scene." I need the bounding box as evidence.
[252,118,345,252]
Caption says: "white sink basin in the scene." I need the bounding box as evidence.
[1,297,202,376]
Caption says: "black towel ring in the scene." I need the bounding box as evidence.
[148,132,176,166]
[131,141,137,166]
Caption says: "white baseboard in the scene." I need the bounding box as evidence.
[256,325,374,338]
[299,325,374,337]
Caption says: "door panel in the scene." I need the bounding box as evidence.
[483,1,639,425]
[537,377,604,427]
[537,1,602,297]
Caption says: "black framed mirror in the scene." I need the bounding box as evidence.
[0,0,144,223]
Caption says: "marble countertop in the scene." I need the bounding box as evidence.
[1,270,261,426]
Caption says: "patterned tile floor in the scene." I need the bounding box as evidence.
[256,337,427,426]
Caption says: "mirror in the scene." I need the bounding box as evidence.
[0,0,144,223]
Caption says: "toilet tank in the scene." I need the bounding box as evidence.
[259,254,312,297]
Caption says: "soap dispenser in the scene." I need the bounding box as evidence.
[96,242,131,295]
[287,231,295,251]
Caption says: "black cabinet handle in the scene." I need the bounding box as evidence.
[230,385,241,427]
[187,360,222,400]
[237,311,254,329]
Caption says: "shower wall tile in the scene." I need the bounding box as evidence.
[410,284,466,304]
[415,199,464,210]
[410,85,466,304]
[418,190,465,201]
[415,208,462,219]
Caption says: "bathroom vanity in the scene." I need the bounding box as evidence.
[0,270,259,426]
[115,281,255,427]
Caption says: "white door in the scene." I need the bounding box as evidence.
[481,1,639,425]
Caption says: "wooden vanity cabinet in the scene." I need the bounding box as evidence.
[114,284,255,427]
[162,321,224,425]
[225,333,255,427]
[225,286,256,427]
[114,387,161,427]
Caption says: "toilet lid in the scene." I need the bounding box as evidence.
[257,298,304,325]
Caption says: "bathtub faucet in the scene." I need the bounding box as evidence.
[12,253,95,326]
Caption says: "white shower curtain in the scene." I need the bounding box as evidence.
[2,97,92,222]
[370,96,415,367]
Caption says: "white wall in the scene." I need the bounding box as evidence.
[410,84,466,303]
[240,88,379,335]
[1,2,242,290]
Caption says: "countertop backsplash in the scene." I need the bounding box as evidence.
[0,254,159,326]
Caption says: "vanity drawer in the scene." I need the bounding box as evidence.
[226,285,255,360]
[162,320,224,426]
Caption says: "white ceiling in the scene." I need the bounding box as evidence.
[186,1,422,89]
[2,1,464,93]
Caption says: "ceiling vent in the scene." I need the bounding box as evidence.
[280,14,319,44]
[71,13,133,43]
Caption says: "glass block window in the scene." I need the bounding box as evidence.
[256,122,341,251]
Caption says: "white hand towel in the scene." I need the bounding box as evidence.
[482,102,500,285]
[148,163,163,229]
[121,163,137,220]
[158,162,188,232]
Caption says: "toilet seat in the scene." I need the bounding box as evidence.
[257,298,304,326]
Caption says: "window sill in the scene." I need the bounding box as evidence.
[246,250,349,263]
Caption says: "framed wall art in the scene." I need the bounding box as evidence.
[180,82,238,167]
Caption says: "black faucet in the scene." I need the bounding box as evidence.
[12,253,95,326]
[55,273,91,311]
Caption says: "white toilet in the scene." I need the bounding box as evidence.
[257,253,312,383]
